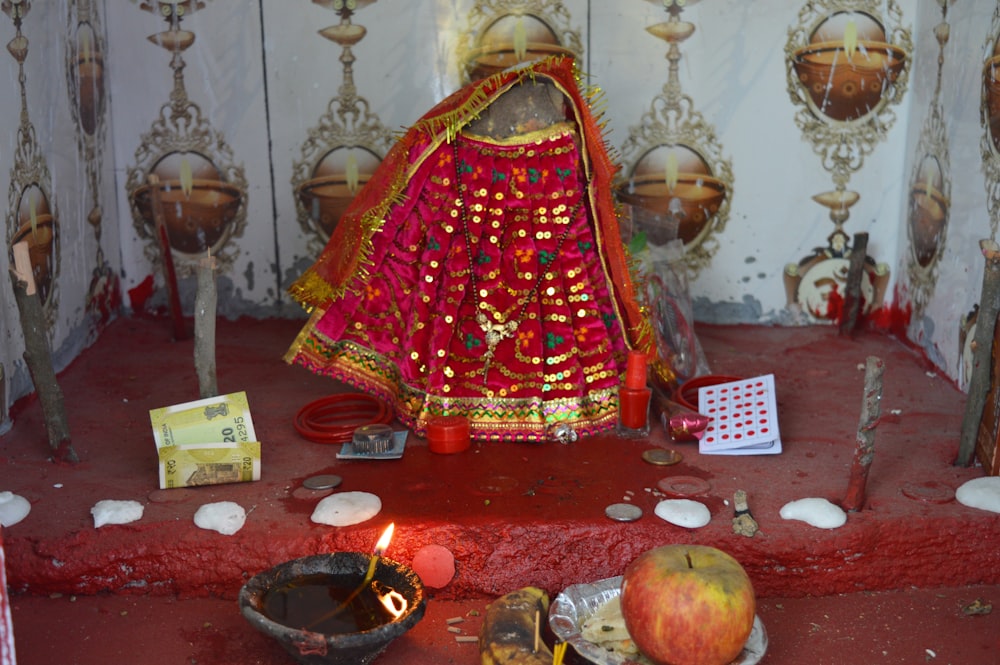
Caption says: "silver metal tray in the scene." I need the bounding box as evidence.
[548,576,767,665]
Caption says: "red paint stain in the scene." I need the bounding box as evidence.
[127,274,155,312]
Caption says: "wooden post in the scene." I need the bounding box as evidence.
[147,174,188,341]
[839,232,868,337]
[842,355,884,511]
[8,242,78,463]
[958,240,1000,466]
[194,250,218,398]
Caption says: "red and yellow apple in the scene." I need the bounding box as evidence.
[620,544,755,665]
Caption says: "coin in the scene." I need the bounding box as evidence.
[657,475,711,497]
[303,474,343,490]
[605,503,643,522]
[641,448,682,466]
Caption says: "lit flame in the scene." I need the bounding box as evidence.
[346,152,359,195]
[513,16,527,62]
[843,19,858,61]
[362,522,395,586]
[374,522,394,556]
[180,157,194,198]
[377,586,407,619]
[664,151,679,193]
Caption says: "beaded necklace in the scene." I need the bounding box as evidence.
[452,137,589,383]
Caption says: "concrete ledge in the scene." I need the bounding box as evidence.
[2,318,997,602]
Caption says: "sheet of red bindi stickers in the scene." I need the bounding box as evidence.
[697,375,782,456]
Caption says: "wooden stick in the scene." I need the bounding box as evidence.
[194,250,218,398]
[958,240,1000,466]
[147,174,188,341]
[842,355,884,511]
[8,245,77,463]
[533,609,540,653]
[839,232,868,337]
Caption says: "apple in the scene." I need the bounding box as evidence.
[620,544,755,665]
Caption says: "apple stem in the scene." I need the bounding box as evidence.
[685,552,693,568]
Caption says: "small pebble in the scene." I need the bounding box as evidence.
[653,499,711,528]
[91,499,144,528]
[779,498,847,529]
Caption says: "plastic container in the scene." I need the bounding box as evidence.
[426,416,471,454]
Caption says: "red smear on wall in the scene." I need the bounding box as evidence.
[127,274,155,312]
[867,283,913,337]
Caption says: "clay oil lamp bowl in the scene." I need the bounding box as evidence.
[131,152,243,256]
[616,144,726,246]
[791,12,906,123]
[239,524,427,665]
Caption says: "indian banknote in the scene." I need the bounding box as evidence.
[150,391,261,488]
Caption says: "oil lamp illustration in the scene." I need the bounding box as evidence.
[981,3,1000,239]
[291,0,394,254]
[905,3,951,316]
[125,0,248,273]
[783,0,910,321]
[4,0,60,319]
[66,0,118,322]
[616,0,733,276]
[457,0,582,83]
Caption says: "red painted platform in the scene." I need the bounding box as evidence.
[2,317,999,664]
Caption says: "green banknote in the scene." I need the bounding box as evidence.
[157,440,261,489]
[149,392,261,488]
[150,391,257,446]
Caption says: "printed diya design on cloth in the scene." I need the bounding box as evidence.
[286,56,658,442]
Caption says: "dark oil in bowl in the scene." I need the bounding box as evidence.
[262,573,397,634]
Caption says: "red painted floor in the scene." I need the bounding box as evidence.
[2,316,1000,664]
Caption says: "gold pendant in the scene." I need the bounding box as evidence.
[477,312,518,383]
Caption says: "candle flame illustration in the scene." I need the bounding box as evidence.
[180,157,194,198]
[28,189,38,238]
[843,19,858,61]
[346,152,359,195]
[80,30,92,62]
[513,17,527,62]
[664,151,679,193]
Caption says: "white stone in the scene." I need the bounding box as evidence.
[653,499,711,528]
[779,497,846,529]
[956,477,1000,514]
[311,491,382,527]
[194,501,247,535]
[0,492,30,527]
[91,499,144,528]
